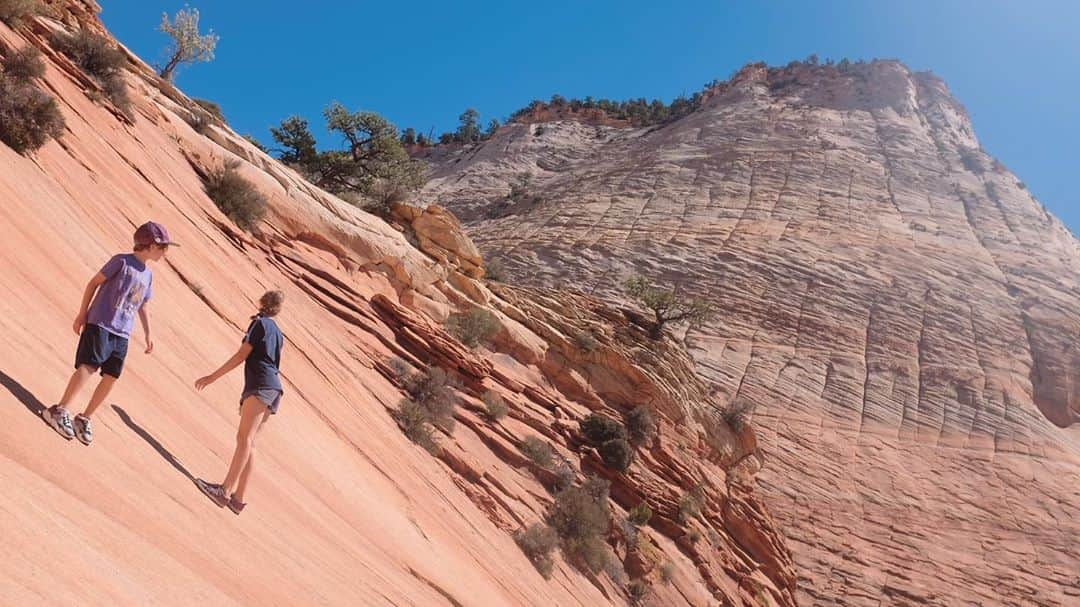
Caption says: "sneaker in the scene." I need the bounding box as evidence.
[73,415,93,445]
[42,405,75,440]
[195,478,228,508]
[227,496,246,515]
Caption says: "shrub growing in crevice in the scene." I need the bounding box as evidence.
[580,413,626,445]
[677,485,706,523]
[519,436,554,468]
[401,365,457,431]
[53,30,132,119]
[0,48,65,154]
[546,477,612,573]
[394,398,438,454]
[599,437,633,472]
[514,523,558,579]
[624,406,655,446]
[446,307,499,348]
[722,399,755,431]
[0,0,41,26]
[627,501,653,527]
[482,390,507,420]
[203,161,267,231]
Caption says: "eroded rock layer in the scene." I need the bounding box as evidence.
[425,61,1080,605]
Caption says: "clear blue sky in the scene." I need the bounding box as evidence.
[99,1,1078,234]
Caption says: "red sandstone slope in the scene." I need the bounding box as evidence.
[1,4,795,606]
[424,61,1080,605]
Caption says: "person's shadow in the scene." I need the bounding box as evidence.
[0,369,46,418]
[111,404,195,483]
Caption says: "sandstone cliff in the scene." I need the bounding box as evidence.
[0,3,794,606]
[425,60,1080,605]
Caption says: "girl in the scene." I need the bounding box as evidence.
[194,290,285,514]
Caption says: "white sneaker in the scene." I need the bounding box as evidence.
[73,415,93,445]
[42,406,75,440]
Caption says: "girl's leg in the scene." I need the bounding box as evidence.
[232,407,270,502]
[220,396,269,495]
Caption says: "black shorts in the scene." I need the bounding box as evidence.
[75,325,129,378]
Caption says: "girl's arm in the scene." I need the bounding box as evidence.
[138,301,153,354]
[73,272,108,334]
[194,343,253,390]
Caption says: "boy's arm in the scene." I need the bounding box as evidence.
[194,343,253,390]
[73,272,109,334]
[138,301,153,354]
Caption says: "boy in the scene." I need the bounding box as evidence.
[42,222,178,445]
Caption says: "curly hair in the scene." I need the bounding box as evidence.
[257,290,285,317]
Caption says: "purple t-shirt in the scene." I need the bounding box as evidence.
[85,254,153,338]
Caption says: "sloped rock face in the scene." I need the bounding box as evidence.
[425,60,1080,605]
[0,6,796,607]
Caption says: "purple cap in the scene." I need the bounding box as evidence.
[134,221,180,247]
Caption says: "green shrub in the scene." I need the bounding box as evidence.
[0,76,65,154]
[627,502,653,527]
[242,134,268,153]
[514,524,558,579]
[580,413,626,445]
[482,390,507,420]
[446,308,499,348]
[0,0,41,25]
[203,162,267,231]
[520,436,554,468]
[624,406,655,446]
[394,398,438,454]
[623,275,715,339]
[677,485,706,523]
[2,46,45,82]
[599,438,633,472]
[547,477,611,572]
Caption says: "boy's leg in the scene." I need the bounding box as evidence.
[80,375,117,418]
[233,407,270,502]
[58,365,96,408]
[221,397,269,496]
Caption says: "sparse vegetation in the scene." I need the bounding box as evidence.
[446,307,500,348]
[158,7,218,80]
[687,528,702,544]
[482,390,508,420]
[624,406,656,446]
[573,329,599,353]
[509,88,713,127]
[659,561,675,584]
[53,30,132,118]
[186,110,211,134]
[2,46,45,81]
[394,398,438,454]
[0,0,41,26]
[193,98,223,121]
[678,485,706,523]
[722,399,756,431]
[203,162,267,231]
[242,134,268,153]
[546,477,612,573]
[401,365,457,431]
[624,275,715,339]
[627,502,653,527]
[0,48,65,154]
[483,257,505,282]
[520,436,554,468]
[627,580,650,604]
[552,460,576,492]
[514,523,559,579]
